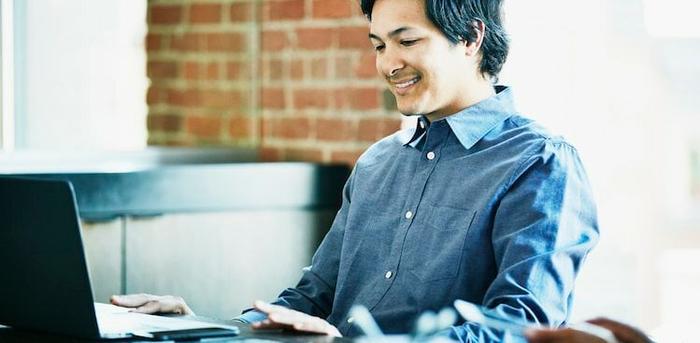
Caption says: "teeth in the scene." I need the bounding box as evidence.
[396,77,418,89]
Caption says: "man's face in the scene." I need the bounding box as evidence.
[369,0,477,118]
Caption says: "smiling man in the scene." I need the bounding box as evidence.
[112,0,599,342]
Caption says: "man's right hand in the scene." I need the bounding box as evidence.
[110,294,194,315]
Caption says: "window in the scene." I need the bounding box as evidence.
[1,0,147,152]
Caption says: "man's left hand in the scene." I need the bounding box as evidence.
[251,301,342,337]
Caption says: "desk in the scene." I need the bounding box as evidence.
[0,320,350,343]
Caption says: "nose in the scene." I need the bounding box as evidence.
[376,47,404,78]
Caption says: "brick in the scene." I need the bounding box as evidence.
[296,28,335,50]
[200,89,243,108]
[148,114,183,132]
[146,33,161,51]
[312,0,352,19]
[356,52,377,78]
[310,57,327,79]
[259,146,282,161]
[150,4,182,24]
[149,135,191,147]
[264,117,311,139]
[189,3,222,23]
[358,117,401,141]
[278,117,311,139]
[147,61,178,78]
[206,32,246,52]
[146,86,161,105]
[170,33,204,51]
[230,2,253,22]
[348,87,380,110]
[265,0,305,20]
[381,118,401,136]
[228,115,253,139]
[167,88,201,107]
[330,149,365,166]
[331,88,349,109]
[316,118,355,141]
[227,61,245,80]
[261,117,273,137]
[293,89,328,109]
[205,62,220,80]
[262,58,284,81]
[338,26,370,49]
[184,61,200,80]
[186,115,222,138]
[335,56,353,79]
[261,87,285,109]
[261,30,288,51]
[290,59,304,80]
[285,148,323,162]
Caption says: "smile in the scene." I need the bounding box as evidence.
[393,76,420,95]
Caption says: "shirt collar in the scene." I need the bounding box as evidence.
[445,85,516,150]
[400,86,516,149]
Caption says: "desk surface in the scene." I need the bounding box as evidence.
[0,319,350,343]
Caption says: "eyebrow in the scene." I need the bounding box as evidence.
[368,27,415,41]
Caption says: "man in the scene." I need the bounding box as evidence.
[112,0,599,341]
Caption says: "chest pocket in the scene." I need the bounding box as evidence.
[408,204,476,282]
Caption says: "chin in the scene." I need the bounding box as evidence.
[396,102,421,116]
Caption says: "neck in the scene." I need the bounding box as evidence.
[425,78,496,122]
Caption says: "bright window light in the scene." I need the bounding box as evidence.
[643,0,700,37]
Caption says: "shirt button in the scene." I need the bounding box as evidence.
[405,211,413,219]
[347,317,355,324]
[427,151,436,160]
[385,271,393,279]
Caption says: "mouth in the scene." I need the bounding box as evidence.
[391,76,420,96]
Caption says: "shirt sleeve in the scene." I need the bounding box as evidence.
[450,140,599,342]
[233,167,356,323]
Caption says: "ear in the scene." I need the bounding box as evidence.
[465,20,486,56]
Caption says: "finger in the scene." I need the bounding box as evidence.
[526,328,601,343]
[253,301,292,315]
[110,294,153,308]
[267,311,304,326]
[293,318,329,335]
[525,328,565,342]
[156,296,189,315]
[132,301,161,314]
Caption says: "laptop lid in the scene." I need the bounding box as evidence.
[0,177,101,338]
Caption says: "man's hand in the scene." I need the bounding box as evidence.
[110,294,194,315]
[525,327,607,343]
[251,300,341,337]
[525,317,652,343]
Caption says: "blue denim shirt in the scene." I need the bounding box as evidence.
[236,86,599,342]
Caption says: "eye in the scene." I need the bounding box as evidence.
[400,39,419,47]
[373,44,385,52]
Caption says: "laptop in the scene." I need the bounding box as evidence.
[0,177,239,339]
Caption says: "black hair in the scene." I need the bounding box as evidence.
[360,0,509,80]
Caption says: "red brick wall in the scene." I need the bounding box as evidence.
[146,0,400,165]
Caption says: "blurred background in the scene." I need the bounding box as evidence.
[1,0,698,341]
